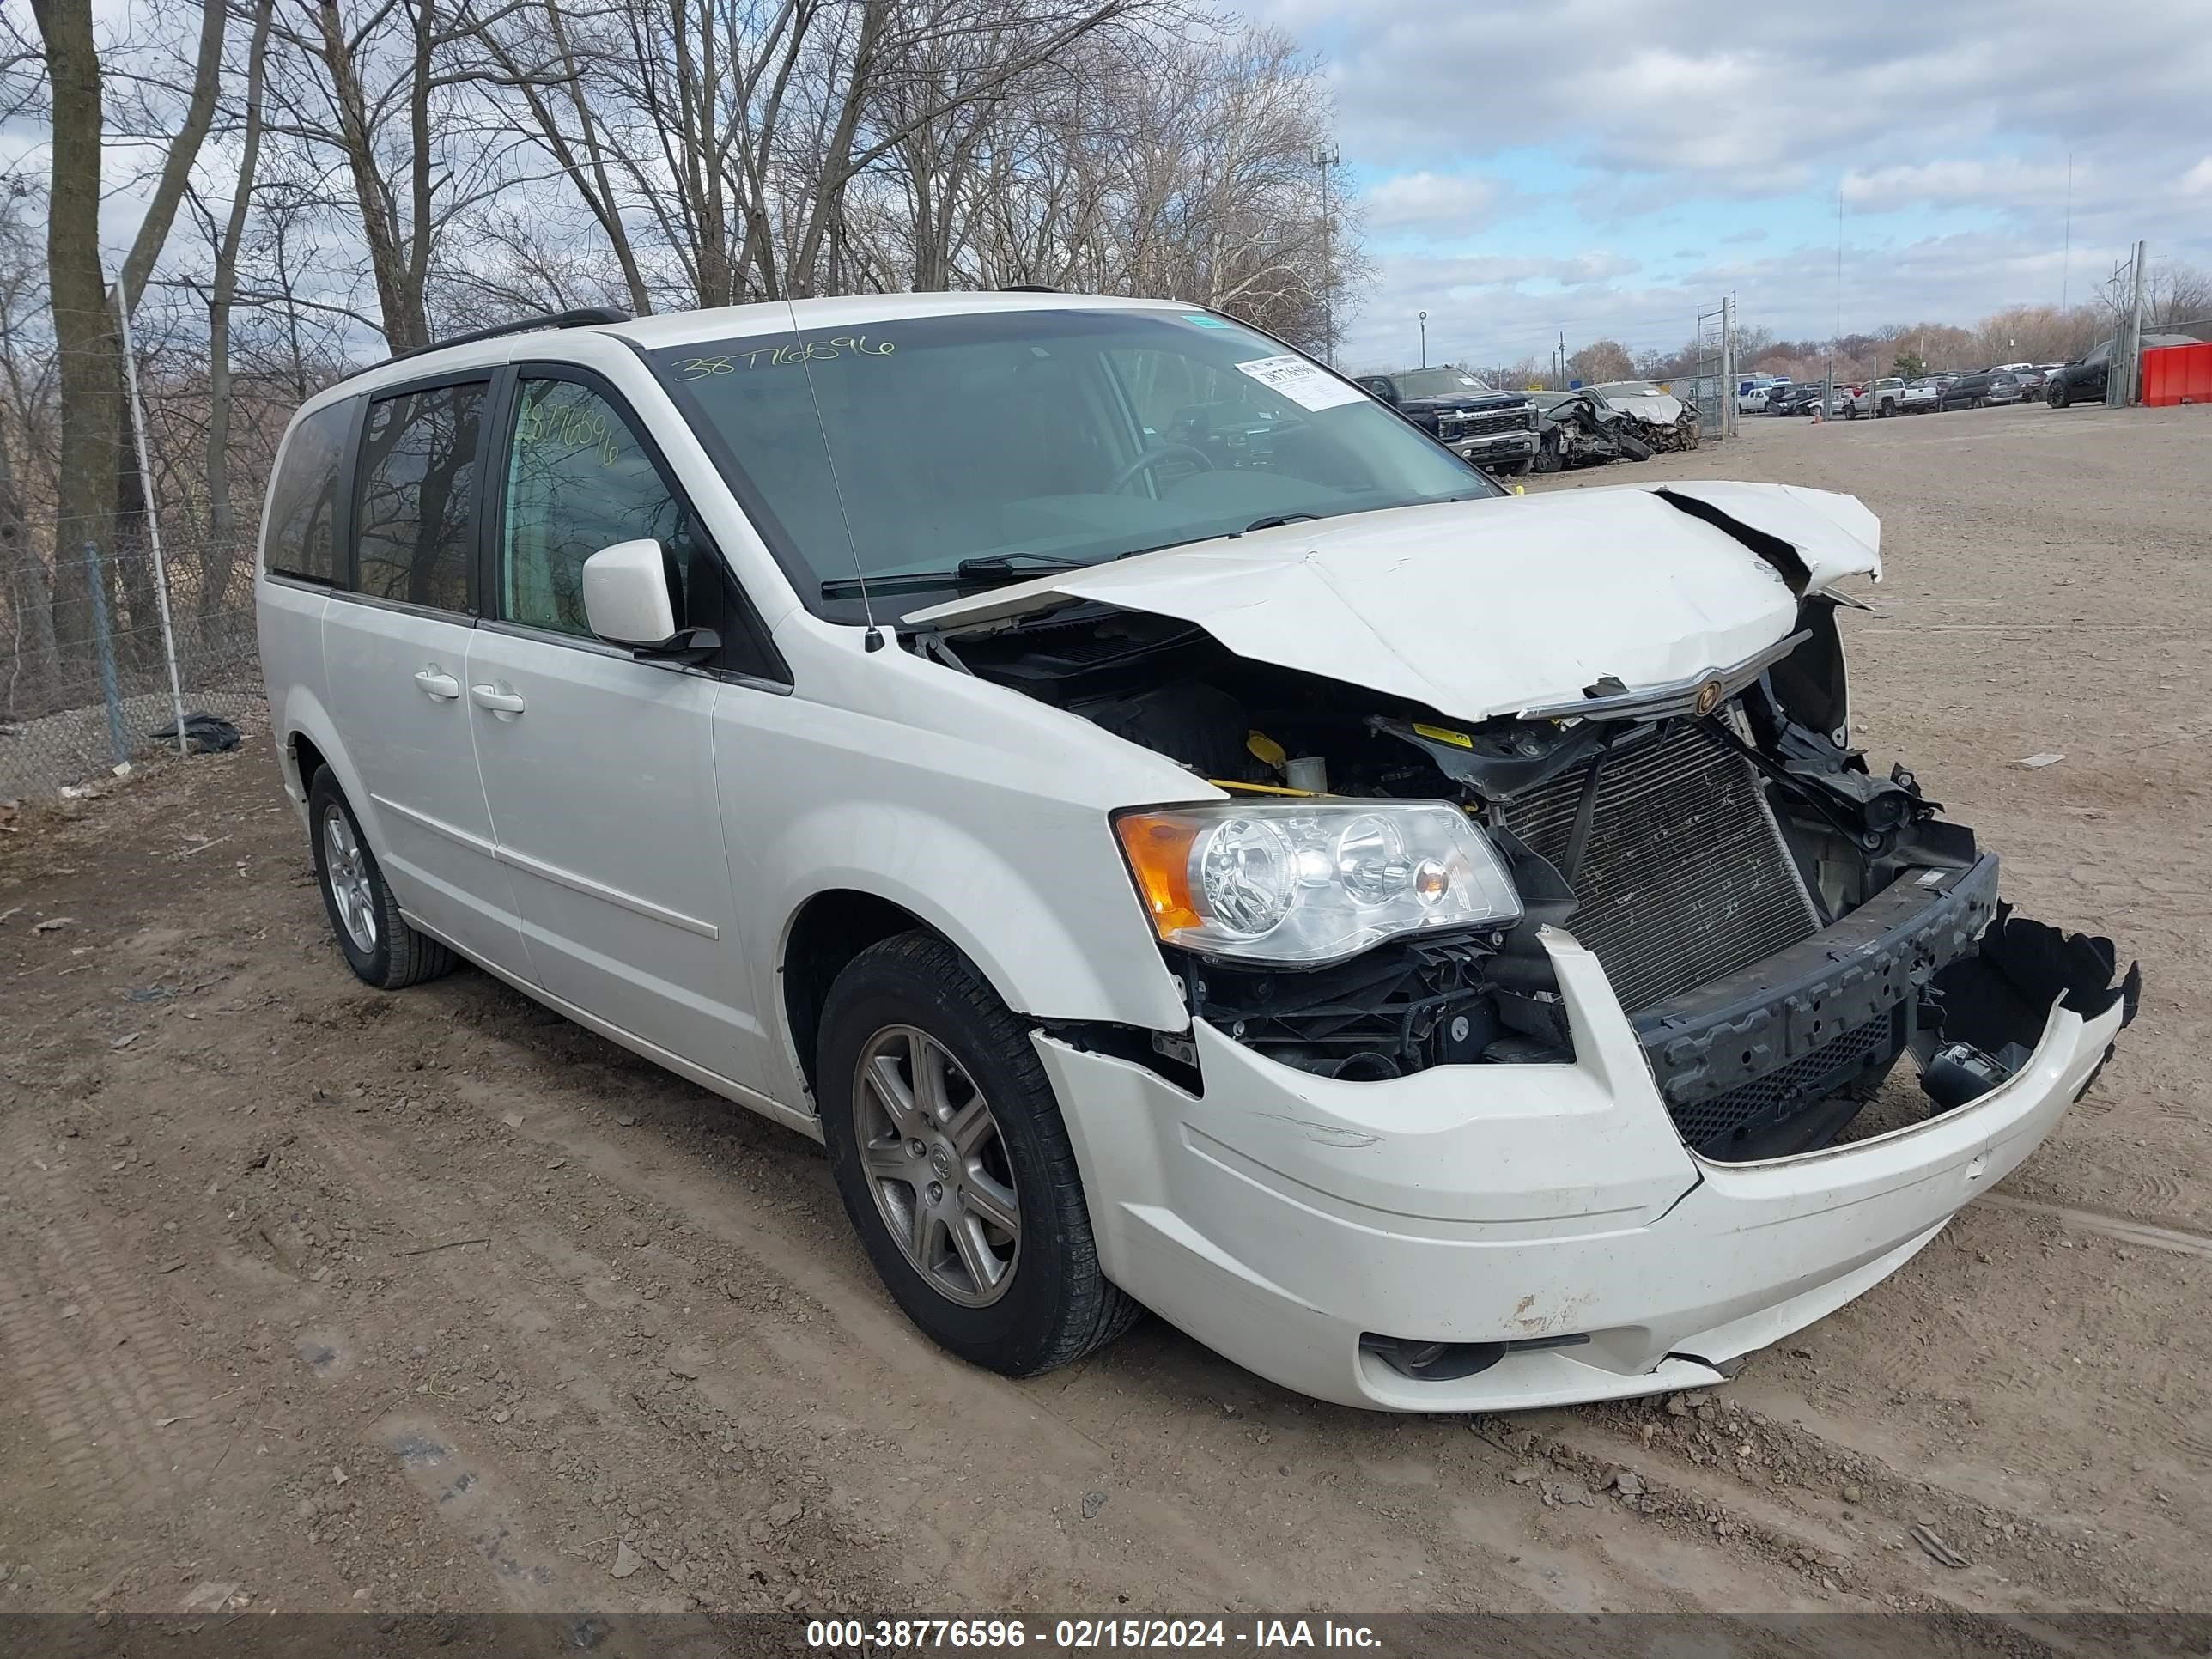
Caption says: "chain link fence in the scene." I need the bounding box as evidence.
[2,531,261,802]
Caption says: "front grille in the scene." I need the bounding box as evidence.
[1671,1012,1899,1158]
[1501,721,1820,1013]
[1444,408,1531,440]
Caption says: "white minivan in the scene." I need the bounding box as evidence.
[257,294,2136,1411]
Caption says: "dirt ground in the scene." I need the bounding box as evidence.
[2,402,2207,1624]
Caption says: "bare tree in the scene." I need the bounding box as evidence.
[1567,338,1634,385]
[268,0,565,351]
[204,0,279,614]
[27,0,110,670]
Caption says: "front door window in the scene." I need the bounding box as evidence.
[501,378,684,635]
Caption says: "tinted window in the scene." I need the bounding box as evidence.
[355,382,485,610]
[264,400,351,581]
[500,379,684,636]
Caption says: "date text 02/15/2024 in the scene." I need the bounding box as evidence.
[805,1619,1384,1650]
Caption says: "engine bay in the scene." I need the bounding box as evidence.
[927,599,2139,1163]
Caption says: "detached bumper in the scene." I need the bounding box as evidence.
[1042,925,2130,1411]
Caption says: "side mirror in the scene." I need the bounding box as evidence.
[582,539,720,663]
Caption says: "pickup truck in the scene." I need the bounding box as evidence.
[1841,378,1936,418]
[1355,366,1541,473]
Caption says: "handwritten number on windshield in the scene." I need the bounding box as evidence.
[672,337,896,380]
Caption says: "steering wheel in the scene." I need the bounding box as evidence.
[1108,442,1215,494]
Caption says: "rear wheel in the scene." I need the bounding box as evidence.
[307,769,456,989]
[817,931,1139,1377]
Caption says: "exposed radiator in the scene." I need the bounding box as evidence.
[1500,720,1820,1013]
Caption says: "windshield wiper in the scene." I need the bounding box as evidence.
[1241,513,1320,532]
[818,552,1091,599]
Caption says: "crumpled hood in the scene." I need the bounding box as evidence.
[904,481,1881,724]
[1609,392,1686,424]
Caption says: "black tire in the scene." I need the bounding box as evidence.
[2050,381,2070,409]
[306,768,457,989]
[817,931,1139,1377]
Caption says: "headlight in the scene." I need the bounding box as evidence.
[1114,801,1522,964]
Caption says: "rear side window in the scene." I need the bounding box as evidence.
[355,381,486,611]
[264,400,351,581]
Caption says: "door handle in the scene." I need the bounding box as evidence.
[414,668,461,700]
[470,683,527,716]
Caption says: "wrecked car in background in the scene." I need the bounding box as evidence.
[1356,366,1540,473]
[1587,380,1703,451]
[260,292,2139,1415]
[1527,388,1655,471]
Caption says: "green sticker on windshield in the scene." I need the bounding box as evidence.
[1181,314,1233,328]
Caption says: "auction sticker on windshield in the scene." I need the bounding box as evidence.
[1234,354,1368,412]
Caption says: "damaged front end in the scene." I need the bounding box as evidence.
[1534,392,1652,471]
[910,488,2139,1166]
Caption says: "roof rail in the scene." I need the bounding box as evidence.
[999,284,1060,294]
[337,307,632,386]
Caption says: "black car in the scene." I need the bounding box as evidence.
[1769,384,1826,416]
[2045,333,2200,407]
[1937,370,2023,410]
[1358,367,1540,471]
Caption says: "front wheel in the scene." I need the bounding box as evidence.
[817,932,1140,1377]
[2050,382,2070,409]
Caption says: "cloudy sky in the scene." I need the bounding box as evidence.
[1253,0,2212,374]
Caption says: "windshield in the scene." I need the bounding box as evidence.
[1389,367,1494,399]
[1593,381,1666,400]
[653,307,1492,619]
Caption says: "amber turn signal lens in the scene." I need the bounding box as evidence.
[1115,813,1203,936]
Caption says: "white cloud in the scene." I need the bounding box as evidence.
[1841,158,2080,210]
[1364,171,1504,233]
[1276,0,2212,371]
[1262,0,2212,195]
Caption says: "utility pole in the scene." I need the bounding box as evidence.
[1826,189,1843,415]
[1418,310,1427,369]
[2118,239,2148,409]
[1310,141,1340,367]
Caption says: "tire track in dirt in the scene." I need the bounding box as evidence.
[0,1127,214,1504]
[0,1120,235,1609]
[1979,1193,2212,1259]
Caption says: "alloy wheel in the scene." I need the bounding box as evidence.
[852,1025,1021,1307]
[321,806,379,953]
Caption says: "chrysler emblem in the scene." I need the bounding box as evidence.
[1692,678,1725,717]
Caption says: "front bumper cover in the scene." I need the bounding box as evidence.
[1040,900,2136,1411]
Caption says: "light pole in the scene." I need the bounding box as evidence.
[1310,141,1340,367]
[1418,310,1427,369]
